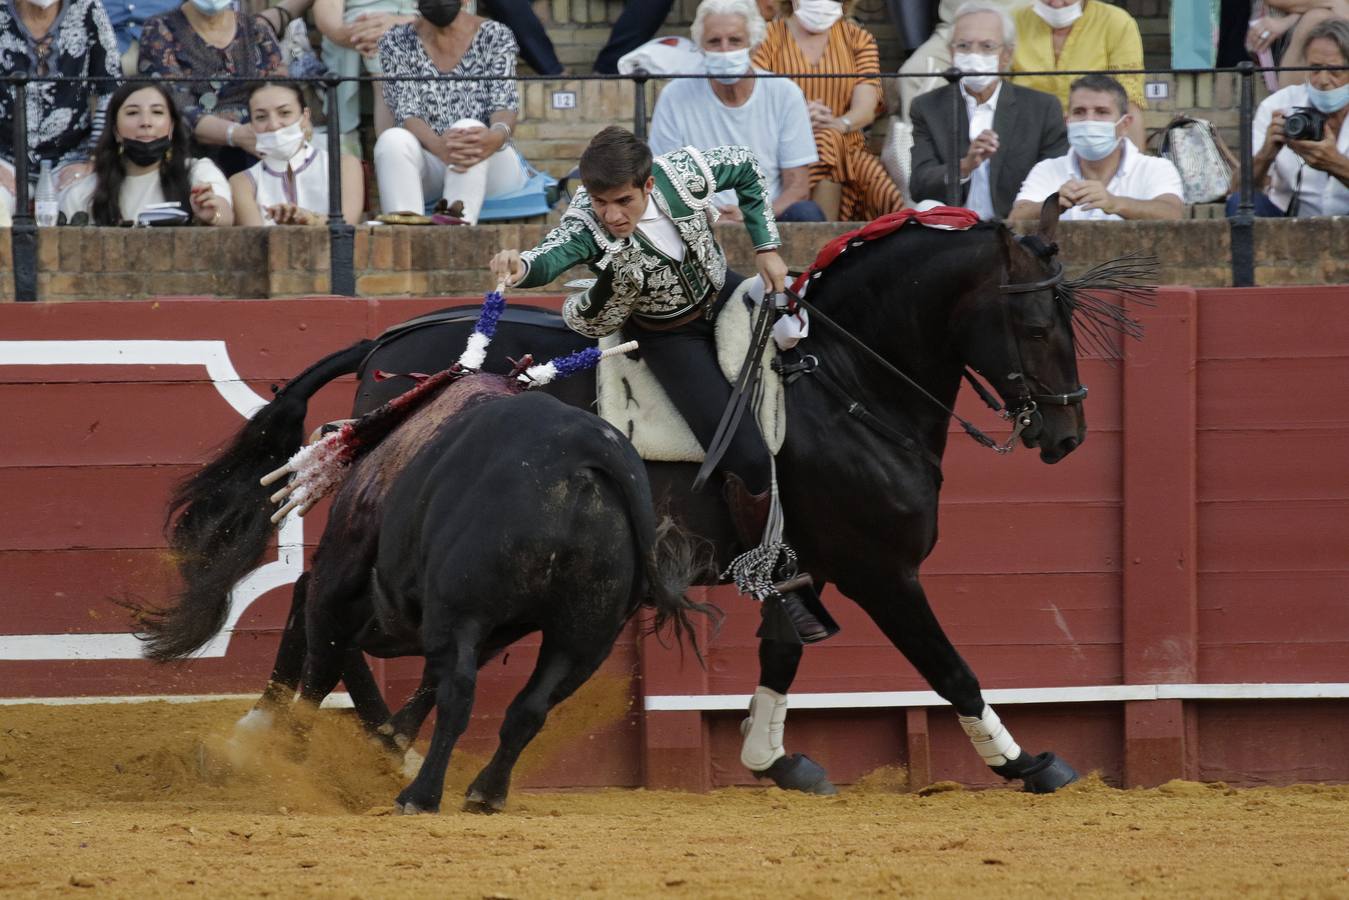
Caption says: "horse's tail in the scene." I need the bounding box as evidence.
[139,338,375,662]
[641,515,723,665]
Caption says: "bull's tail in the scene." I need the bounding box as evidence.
[641,515,723,665]
[137,338,375,662]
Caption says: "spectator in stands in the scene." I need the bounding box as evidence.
[908,2,1066,219]
[1233,18,1349,217]
[229,81,364,225]
[1011,0,1147,150]
[0,0,121,227]
[649,0,823,222]
[101,0,179,71]
[138,0,288,176]
[895,0,1026,122]
[1010,73,1183,222]
[481,0,674,75]
[61,81,233,225]
[373,0,529,222]
[1248,1,1349,88]
[752,0,904,220]
[314,0,416,151]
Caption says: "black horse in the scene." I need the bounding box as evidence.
[143,372,711,813]
[160,200,1147,794]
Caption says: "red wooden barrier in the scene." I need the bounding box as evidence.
[1,288,1346,789]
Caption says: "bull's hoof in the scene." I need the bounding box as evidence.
[755,753,838,796]
[462,790,505,815]
[999,752,1079,794]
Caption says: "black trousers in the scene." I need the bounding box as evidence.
[481,0,675,75]
[622,273,771,496]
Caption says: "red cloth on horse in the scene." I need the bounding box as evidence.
[789,206,982,295]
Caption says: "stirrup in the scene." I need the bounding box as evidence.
[769,574,833,644]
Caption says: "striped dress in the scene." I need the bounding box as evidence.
[752,18,903,221]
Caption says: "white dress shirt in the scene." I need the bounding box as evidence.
[636,194,685,261]
[962,81,1002,220]
[1252,83,1349,217]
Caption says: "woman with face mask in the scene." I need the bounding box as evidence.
[61,81,234,226]
[0,0,121,227]
[137,0,288,177]
[1011,0,1148,150]
[229,82,365,226]
[372,0,531,223]
[751,0,903,221]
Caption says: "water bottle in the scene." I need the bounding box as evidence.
[35,160,58,227]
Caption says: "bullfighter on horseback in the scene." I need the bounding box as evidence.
[490,125,834,645]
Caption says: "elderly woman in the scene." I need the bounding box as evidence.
[0,0,120,226]
[137,0,288,176]
[649,0,822,221]
[751,0,903,221]
[1011,0,1147,149]
[1236,18,1349,218]
[61,81,233,226]
[373,0,527,223]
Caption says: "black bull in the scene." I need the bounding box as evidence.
[154,212,1099,796]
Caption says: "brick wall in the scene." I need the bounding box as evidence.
[3,218,1345,302]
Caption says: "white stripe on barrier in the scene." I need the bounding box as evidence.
[0,339,305,662]
[642,683,1349,711]
[0,692,355,709]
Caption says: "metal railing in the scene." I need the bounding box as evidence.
[5,62,1345,300]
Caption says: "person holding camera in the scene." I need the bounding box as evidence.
[1230,18,1349,218]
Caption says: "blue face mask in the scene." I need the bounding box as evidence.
[704,48,751,85]
[1306,80,1349,114]
[190,0,234,15]
[1067,118,1122,161]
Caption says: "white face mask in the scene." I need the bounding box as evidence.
[704,47,752,84]
[1033,0,1082,29]
[793,0,842,34]
[1067,117,1123,161]
[190,0,234,15]
[953,52,1001,92]
[255,121,306,164]
[28,0,61,9]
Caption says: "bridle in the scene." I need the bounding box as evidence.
[778,241,1087,464]
[962,256,1090,447]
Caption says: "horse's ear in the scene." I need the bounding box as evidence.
[1038,193,1061,244]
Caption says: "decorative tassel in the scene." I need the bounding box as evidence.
[519,341,637,387]
[456,285,507,370]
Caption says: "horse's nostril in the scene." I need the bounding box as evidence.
[1059,436,1080,455]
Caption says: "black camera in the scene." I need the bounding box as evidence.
[1283,106,1327,142]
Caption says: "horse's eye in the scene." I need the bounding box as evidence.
[1026,326,1050,342]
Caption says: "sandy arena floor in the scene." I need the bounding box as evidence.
[1,699,1346,898]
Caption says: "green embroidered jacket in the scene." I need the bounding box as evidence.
[516,144,781,337]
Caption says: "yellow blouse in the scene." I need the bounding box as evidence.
[1011,0,1146,110]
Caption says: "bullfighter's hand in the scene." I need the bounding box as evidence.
[490,248,526,286]
[755,248,788,295]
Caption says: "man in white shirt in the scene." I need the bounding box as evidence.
[1230,18,1349,218]
[648,0,824,222]
[908,1,1066,219]
[1011,73,1184,222]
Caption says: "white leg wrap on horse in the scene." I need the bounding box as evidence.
[958,704,1022,767]
[740,686,788,772]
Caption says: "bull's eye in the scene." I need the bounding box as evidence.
[1025,326,1050,342]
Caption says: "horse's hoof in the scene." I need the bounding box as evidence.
[755,753,838,796]
[462,790,505,815]
[1016,752,1079,794]
[395,790,439,815]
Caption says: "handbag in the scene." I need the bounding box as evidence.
[1149,115,1239,204]
[477,156,560,222]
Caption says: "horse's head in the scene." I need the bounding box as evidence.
[960,196,1086,464]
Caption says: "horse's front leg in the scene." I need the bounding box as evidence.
[739,636,837,795]
[856,575,1079,794]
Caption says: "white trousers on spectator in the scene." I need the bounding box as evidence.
[374,120,528,224]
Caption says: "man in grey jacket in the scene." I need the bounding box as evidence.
[908,1,1067,220]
